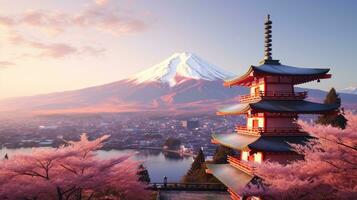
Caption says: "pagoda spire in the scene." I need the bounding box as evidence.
[260,14,280,65]
[264,14,272,60]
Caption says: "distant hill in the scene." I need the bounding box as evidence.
[0,52,356,115]
[339,86,357,95]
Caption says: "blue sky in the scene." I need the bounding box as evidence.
[0,0,356,99]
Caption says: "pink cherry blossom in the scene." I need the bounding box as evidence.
[246,113,357,200]
[0,134,149,200]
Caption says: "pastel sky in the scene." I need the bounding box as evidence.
[0,0,356,99]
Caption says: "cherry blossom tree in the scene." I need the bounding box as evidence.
[246,113,357,200]
[0,134,150,200]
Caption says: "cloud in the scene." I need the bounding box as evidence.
[95,0,110,6]
[31,42,78,58]
[73,7,147,36]
[5,32,77,58]
[20,10,68,35]
[0,16,14,27]
[4,24,107,59]
[0,0,149,60]
[1,0,148,36]
[81,46,106,56]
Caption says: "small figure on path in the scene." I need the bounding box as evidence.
[163,176,167,188]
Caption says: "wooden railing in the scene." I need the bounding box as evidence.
[149,182,227,191]
[227,155,255,175]
[236,126,307,136]
[239,91,307,103]
[236,126,262,136]
[263,126,306,135]
[227,188,242,200]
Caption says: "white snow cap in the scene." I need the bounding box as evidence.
[130,52,235,86]
[340,86,357,94]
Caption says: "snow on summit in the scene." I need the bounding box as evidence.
[129,52,234,86]
[340,86,357,94]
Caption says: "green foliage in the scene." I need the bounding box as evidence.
[187,148,205,176]
[212,145,235,164]
[137,164,150,183]
[316,88,347,129]
[163,137,181,150]
[330,114,348,130]
[182,148,219,183]
[323,88,341,105]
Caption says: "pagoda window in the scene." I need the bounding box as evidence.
[247,117,264,129]
[254,152,263,164]
[254,87,260,96]
[250,84,265,95]
[252,119,259,128]
[266,83,293,93]
[241,151,249,161]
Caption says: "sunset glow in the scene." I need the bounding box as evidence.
[0,0,356,100]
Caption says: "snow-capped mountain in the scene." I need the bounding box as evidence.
[0,52,357,115]
[129,52,234,86]
[340,86,357,95]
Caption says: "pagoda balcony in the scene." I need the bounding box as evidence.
[227,155,255,175]
[236,126,308,136]
[239,91,308,103]
[236,126,262,136]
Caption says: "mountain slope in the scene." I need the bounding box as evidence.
[129,52,234,86]
[0,52,356,114]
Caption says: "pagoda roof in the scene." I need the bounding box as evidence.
[224,62,330,87]
[206,164,254,195]
[217,100,339,115]
[212,133,311,152]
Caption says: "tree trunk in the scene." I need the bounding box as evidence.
[57,187,63,200]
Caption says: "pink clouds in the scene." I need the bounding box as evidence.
[21,10,68,35]
[1,0,148,36]
[0,16,14,27]
[0,0,148,59]
[30,42,77,58]
[95,0,110,6]
[71,1,148,36]
[81,46,106,56]
[6,33,77,58]
[6,32,105,58]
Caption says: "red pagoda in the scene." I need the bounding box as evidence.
[206,15,339,200]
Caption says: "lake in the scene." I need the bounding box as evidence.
[0,148,194,183]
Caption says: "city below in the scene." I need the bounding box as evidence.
[0,113,244,156]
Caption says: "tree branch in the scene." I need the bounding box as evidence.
[319,136,357,152]
[60,164,78,175]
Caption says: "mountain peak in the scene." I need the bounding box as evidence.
[129,52,234,86]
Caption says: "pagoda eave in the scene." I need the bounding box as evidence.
[212,133,312,152]
[218,100,339,115]
[250,100,339,114]
[206,164,254,196]
[224,64,331,87]
[217,103,250,115]
[224,66,255,87]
